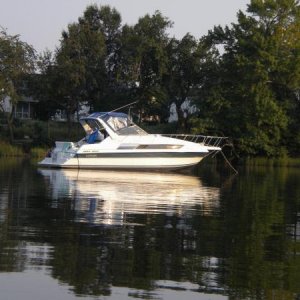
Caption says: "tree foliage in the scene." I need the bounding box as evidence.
[165,34,220,130]
[10,1,300,156]
[195,0,300,156]
[0,28,36,141]
[119,11,172,120]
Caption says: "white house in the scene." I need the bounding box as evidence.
[168,98,198,123]
[1,95,38,119]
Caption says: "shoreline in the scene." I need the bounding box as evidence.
[1,141,300,168]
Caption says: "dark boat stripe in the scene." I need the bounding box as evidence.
[118,144,184,150]
[77,152,206,158]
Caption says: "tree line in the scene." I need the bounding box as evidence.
[1,0,300,157]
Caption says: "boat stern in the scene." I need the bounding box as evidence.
[38,141,79,168]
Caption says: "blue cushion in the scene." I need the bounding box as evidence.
[87,130,98,144]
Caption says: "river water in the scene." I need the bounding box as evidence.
[0,158,299,300]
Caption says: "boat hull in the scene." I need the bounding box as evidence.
[38,151,207,171]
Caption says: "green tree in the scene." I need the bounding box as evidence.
[200,0,300,156]
[57,20,106,118]
[190,39,227,136]
[118,11,172,121]
[164,34,220,131]
[80,5,123,110]
[31,50,58,121]
[0,28,36,141]
[36,17,107,136]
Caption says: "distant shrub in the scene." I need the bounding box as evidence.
[0,142,23,157]
[30,147,47,158]
[11,120,82,146]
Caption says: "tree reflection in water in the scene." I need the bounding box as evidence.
[0,159,299,299]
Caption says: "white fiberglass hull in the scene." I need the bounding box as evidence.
[38,151,207,170]
[38,131,223,171]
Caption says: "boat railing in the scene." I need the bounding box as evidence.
[162,134,227,148]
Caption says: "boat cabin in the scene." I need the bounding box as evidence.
[79,112,147,142]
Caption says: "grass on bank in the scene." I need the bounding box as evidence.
[0,142,47,158]
[0,142,23,157]
[30,147,48,158]
[0,119,81,158]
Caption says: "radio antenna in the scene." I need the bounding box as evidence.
[108,100,139,114]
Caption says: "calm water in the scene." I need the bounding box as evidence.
[0,158,299,300]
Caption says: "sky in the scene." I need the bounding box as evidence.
[0,0,250,53]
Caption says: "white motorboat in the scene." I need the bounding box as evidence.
[38,112,226,170]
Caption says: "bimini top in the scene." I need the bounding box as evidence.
[88,112,128,120]
[80,112,147,136]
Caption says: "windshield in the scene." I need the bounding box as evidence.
[106,116,147,136]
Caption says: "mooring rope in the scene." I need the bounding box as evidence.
[220,150,238,174]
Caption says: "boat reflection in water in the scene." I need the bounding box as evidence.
[39,169,220,226]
